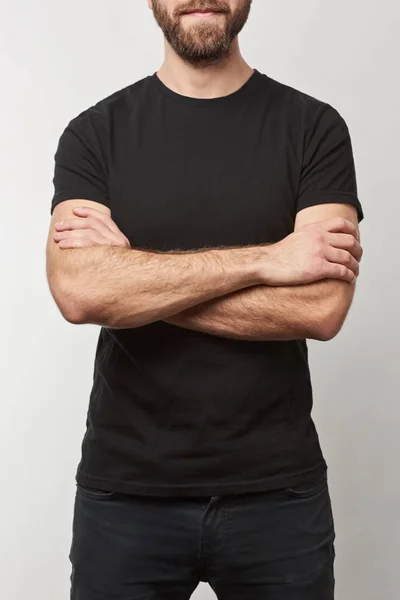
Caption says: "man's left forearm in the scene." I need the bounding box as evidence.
[164,279,355,342]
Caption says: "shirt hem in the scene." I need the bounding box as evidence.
[76,460,328,497]
[50,192,110,215]
[296,191,364,222]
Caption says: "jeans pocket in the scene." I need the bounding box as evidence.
[284,471,328,499]
[76,483,117,500]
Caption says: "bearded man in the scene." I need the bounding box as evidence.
[46,1,364,598]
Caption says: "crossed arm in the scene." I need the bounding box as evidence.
[163,203,359,341]
[163,279,351,342]
[47,199,361,341]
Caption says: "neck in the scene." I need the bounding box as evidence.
[156,39,254,99]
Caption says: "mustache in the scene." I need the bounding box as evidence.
[176,0,231,16]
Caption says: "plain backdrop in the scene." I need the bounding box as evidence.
[1,1,399,598]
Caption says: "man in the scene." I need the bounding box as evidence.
[46,1,364,598]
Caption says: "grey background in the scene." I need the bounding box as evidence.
[1,0,399,598]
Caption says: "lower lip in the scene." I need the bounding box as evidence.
[185,11,222,17]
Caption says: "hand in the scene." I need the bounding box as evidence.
[260,216,363,286]
[53,206,131,249]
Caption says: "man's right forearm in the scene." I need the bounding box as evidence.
[49,244,264,328]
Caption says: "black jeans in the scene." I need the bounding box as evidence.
[70,470,335,599]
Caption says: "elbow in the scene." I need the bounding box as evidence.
[49,278,90,325]
[310,305,349,342]
[51,279,118,327]
[60,300,88,325]
[312,319,343,342]
[308,281,355,342]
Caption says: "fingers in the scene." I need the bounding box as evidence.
[55,217,114,241]
[54,227,130,249]
[55,229,107,248]
[327,233,363,262]
[58,237,96,249]
[54,211,131,248]
[319,216,360,242]
[325,247,360,278]
[72,207,121,233]
[324,262,357,284]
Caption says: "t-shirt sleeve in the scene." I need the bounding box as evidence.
[297,103,364,222]
[50,109,110,215]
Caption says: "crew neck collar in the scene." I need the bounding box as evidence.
[149,68,262,107]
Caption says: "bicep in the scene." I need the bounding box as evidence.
[296,103,364,224]
[49,197,111,230]
[47,110,110,277]
[294,203,359,336]
[294,202,359,235]
[291,105,364,337]
[46,198,111,284]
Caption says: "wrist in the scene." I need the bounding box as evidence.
[235,245,268,286]
[250,243,278,286]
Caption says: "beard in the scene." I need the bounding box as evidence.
[151,0,252,66]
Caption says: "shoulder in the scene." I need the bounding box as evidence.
[64,75,152,132]
[257,70,346,130]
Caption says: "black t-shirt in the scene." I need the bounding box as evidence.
[51,69,363,497]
